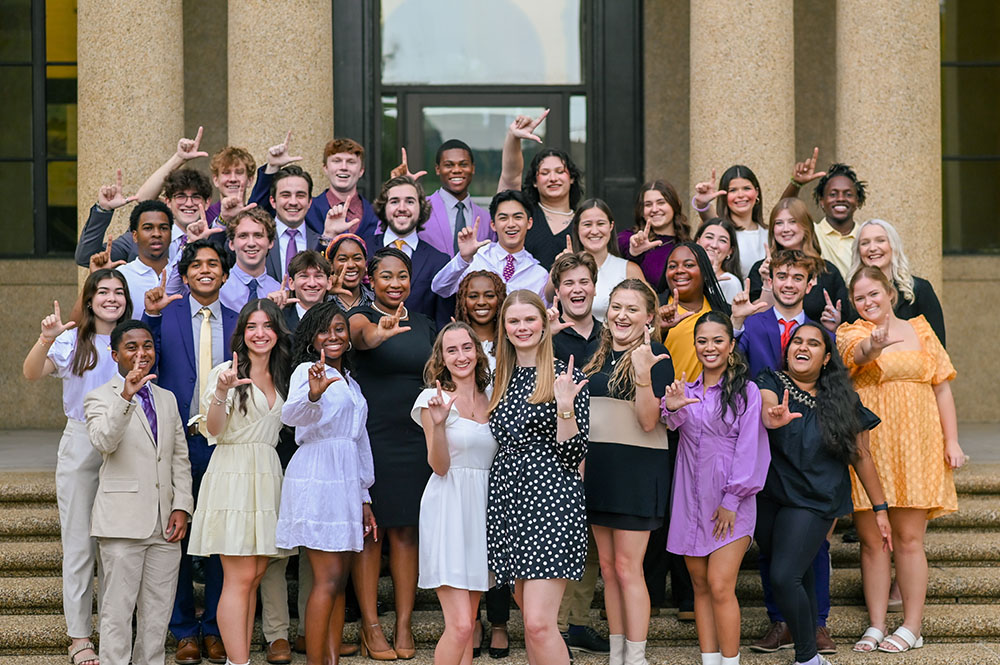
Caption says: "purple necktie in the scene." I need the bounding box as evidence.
[502,254,515,282]
[136,385,158,445]
[285,228,299,274]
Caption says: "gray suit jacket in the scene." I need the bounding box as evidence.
[265,224,323,283]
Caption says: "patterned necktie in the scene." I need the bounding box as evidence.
[393,238,406,252]
[198,307,213,410]
[502,254,515,282]
[779,318,797,353]
[136,384,158,445]
[247,278,259,304]
[284,228,299,275]
[453,201,466,253]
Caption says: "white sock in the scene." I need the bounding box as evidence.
[721,655,740,665]
[225,661,250,665]
[701,652,723,665]
[609,634,625,665]
[624,639,647,665]
[795,656,822,665]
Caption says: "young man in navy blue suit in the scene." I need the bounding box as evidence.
[142,239,238,664]
[369,175,454,328]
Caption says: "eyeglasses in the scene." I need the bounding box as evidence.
[171,193,206,203]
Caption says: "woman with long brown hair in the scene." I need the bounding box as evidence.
[618,180,692,291]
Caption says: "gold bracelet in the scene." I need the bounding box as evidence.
[37,336,54,345]
[634,379,652,387]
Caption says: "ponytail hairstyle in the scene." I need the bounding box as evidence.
[73,269,133,376]
[583,279,660,400]
[693,311,749,423]
[229,299,292,415]
[489,290,556,413]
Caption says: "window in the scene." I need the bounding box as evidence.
[0,0,77,257]
[941,0,1000,253]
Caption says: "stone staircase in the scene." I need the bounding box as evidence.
[4,466,1000,663]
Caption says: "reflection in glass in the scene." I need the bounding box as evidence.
[46,65,78,157]
[943,160,1000,253]
[0,163,34,255]
[940,0,1000,62]
[0,0,32,61]
[381,96,399,182]
[46,0,77,63]
[48,161,77,253]
[0,66,34,159]
[569,95,587,177]
[420,106,547,201]
[381,0,581,85]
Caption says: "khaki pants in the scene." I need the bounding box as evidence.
[558,528,599,631]
[259,556,290,643]
[295,549,314,637]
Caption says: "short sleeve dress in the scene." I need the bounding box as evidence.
[836,316,958,519]
[412,389,498,591]
[352,307,436,528]
[188,362,289,557]
[487,361,590,585]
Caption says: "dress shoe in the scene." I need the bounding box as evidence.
[359,624,397,660]
[174,637,202,665]
[202,635,227,664]
[564,625,610,654]
[750,621,793,652]
[293,635,306,654]
[815,626,837,654]
[266,638,292,664]
[393,639,416,660]
[489,624,510,659]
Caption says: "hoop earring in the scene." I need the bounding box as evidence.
[347,341,353,352]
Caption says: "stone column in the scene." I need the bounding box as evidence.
[688,0,795,214]
[836,0,942,285]
[77,0,185,277]
[227,1,334,178]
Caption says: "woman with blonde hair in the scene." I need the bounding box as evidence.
[487,290,590,665]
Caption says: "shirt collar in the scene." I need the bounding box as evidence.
[438,187,469,208]
[275,218,305,238]
[383,227,419,250]
[125,257,158,276]
[171,224,186,244]
[817,217,856,239]
[229,262,266,286]
[189,294,222,319]
[486,243,531,263]
[772,307,806,325]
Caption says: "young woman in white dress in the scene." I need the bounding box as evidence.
[413,322,497,664]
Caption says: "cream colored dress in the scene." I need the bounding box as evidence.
[188,362,290,556]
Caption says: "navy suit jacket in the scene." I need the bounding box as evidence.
[372,233,454,329]
[265,224,322,283]
[143,295,238,430]
[737,308,831,379]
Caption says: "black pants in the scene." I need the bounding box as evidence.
[755,495,833,664]
[484,584,510,625]
[643,434,694,612]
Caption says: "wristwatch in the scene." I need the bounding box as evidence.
[558,409,574,420]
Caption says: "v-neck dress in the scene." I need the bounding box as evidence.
[189,361,289,557]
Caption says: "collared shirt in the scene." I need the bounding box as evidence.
[814,217,856,279]
[117,257,164,319]
[47,330,116,422]
[552,318,602,365]
[168,223,187,261]
[275,218,308,274]
[219,263,282,312]
[438,188,473,238]
[327,190,366,235]
[772,307,806,330]
[383,228,420,257]
[431,242,550,304]
[188,296,224,416]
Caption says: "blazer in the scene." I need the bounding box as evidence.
[418,190,495,257]
[372,233,454,329]
[85,376,194,540]
[737,308,830,379]
[143,295,238,428]
[264,224,322,283]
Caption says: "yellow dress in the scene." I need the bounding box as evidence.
[837,316,957,519]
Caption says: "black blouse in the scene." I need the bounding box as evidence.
[524,202,573,270]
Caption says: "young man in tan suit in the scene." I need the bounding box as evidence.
[85,320,194,665]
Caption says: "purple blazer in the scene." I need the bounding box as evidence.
[418,190,495,258]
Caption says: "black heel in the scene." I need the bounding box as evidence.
[488,624,509,659]
[472,617,483,658]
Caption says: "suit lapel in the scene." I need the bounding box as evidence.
[764,313,782,367]
[427,192,450,252]
[174,296,196,373]
[111,377,156,445]
[266,245,281,282]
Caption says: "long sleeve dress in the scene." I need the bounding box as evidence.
[276,362,375,553]
[188,362,288,557]
[487,361,590,585]
[662,374,770,557]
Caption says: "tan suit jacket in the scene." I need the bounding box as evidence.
[85,375,194,539]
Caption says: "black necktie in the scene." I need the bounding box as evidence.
[247,278,259,304]
[454,201,466,253]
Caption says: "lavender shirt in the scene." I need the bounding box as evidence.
[661,375,770,557]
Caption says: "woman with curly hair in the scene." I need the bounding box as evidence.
[455,270,506,365]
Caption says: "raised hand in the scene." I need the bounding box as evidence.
[427,380,459,426]
[307,349,341,401]
[323,194,360,238]
[328,265,354,299]
[766,389,803,428]
[182,202,225,241]
[629,222,663,256]
[267,275,299,309]
[121,364,156,402]
[553,354,588,411]
[791,147,826,186]
[389,147,427,180]
[176,126,209,162]
[97,168,138,211]
[375,303,411,341]
[554,235,574,263]
[869,320,903,352]
[40,300,76,342]
[820,289,842,332]
[546,294,573,335]
[730,278,770,328]
[693,168,727,211]
[657,289,696,332]
[457,216,490,262]
[219,190,256,223]
[631,328,670,380]
[89,231,127,273]
[508,109,550,144]
[144,270,183,315]
[215,352,254,395]
[267,130,303,170]
[662,373,699,411]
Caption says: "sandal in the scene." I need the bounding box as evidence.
[878,625,924,653]
[68,641,99,665]
[853,626,885,652]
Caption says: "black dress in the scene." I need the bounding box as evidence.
[524,202,573,270]
[487,361,589,584]
[749,259,849,326]
[351,306,436,528]
[585,345,674,530]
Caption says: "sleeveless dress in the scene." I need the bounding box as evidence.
[189,362,289,557]
[836,316,958,519]
[592,255,630,322]
[412,388,498,591]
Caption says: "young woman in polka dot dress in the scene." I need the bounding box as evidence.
[486,289,590,665]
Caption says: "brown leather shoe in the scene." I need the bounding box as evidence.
[174,637,202,665]
[266,638,292,664]
[202,635,227,664]
[293,635,307,654]
[816,625,837,654]
[750,621,793,652]
[340,642,360,657]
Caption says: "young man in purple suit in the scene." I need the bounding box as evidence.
[142,239,238,664]
[419,139,495,257]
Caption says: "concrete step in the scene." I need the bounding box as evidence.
[0,541,62,576]
[0,507,60,541]
[0,471,56,504]
[829,530,1000,568]
[954,463,1000,495]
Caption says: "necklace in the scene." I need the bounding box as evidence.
[538,203,573,217]
[339,292,360,310]
[371,302,408,319]
[610,349,626,367]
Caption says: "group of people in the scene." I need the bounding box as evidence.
[24,111,964,665]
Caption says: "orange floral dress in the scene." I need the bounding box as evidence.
[836,316,957,519]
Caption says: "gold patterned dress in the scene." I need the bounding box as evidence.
[836,316,958,519]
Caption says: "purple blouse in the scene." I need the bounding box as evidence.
[661,375,770,557]
[617,229,679,290]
